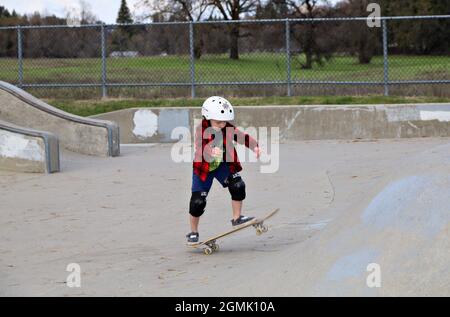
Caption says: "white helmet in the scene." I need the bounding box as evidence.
[201,96,234,121]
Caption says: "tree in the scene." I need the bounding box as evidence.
[79,0,98,24]
[0,6,21,57]
[113,0,135,52]
[286,0,332,69]
[137,0,212,58]
[116,0,135,38]
[117,0,134,24]
[251,1,288,54]
[0,6,11,18]
[347,0,377,64]
[255,0,289,19]
[150,0,212,22]
[209,0,260,60]
[381,0,450,55]
[138,0,263,59]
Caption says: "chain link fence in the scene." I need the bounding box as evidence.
[0,15,449,99]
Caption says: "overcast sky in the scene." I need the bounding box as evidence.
[2,0,342,24]
[1,0,146,23]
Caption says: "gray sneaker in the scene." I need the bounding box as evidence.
[186,232,199,244]
[231,215,255,226]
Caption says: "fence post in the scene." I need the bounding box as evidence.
[17,26,23,88]
[101,23,107,98]
[285,19,292,97]
[189,21,196,99]
[382,19,389,96]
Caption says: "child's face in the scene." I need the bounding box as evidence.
[210,119,226,129]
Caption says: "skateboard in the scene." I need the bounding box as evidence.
[187,208,279,255]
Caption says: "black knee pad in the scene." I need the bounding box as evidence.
[189,191,207,217]
[227,173,246,201]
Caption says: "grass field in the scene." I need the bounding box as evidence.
[48,95,450,117]
[1,53,449,84]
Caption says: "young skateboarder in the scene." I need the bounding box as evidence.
[187,96,261,244]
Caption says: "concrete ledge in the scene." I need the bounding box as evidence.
[0,120,60,173]
[91,104,450,143]
[0,81,120,157]
[91,108,189,144]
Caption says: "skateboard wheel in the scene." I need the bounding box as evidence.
[256,228,263,235]
[204,247,213,255]
[262,225,268,233]
[212,244,219,251]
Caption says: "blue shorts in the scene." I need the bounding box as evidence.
[192,162,231,193]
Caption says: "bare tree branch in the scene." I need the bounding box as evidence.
[136,0,211,22]
[208,0,260,20]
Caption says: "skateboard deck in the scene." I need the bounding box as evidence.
[187,208,279,255]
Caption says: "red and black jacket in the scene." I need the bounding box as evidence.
[193,119,258,182]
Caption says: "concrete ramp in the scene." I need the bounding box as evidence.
[0,81,119,157]
[249,142,450,296]
[305,173,450,296]
[0,120,59,173]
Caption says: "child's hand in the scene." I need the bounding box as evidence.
[253,146,261,159]
[211,147,223,158]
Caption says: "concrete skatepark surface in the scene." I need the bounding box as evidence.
[1,138,449,296]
